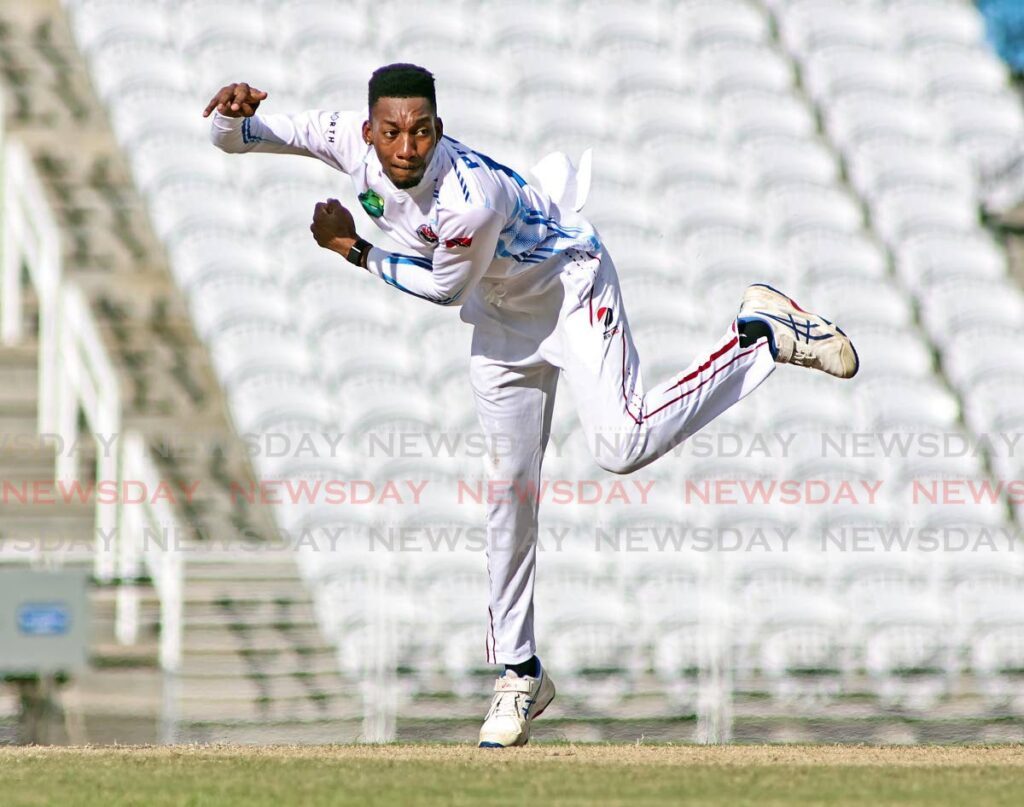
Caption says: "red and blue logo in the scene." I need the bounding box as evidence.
[416,223,439,244]
[444,236,473,249]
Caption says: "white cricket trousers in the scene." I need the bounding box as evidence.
[461,247,777,665]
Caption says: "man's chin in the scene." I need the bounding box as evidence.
[388,167,425,189]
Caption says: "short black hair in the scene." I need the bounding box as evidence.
[368,63,436,113]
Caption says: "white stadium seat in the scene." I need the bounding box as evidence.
[888,0,988,50]
[716,90,818,145]
[896,231,1007,291]
[174,1,269,52]
[855,376,960,431]
[840,325,935,381]
[824,92,936,155]
[739,136,840,193]
[68,0,171,55]
[667,184,758,240]
[676,0,770,49]
[193,43,290,95]
[804,276,915,330]
[697,43,795,97]
[785,231,888,284]
[762,185,864,241]
[804,46,913,105]
[779,1,892,60]
[847,141,976,201]
[965,378,1024,435]
[229,385,338,435]
[942,327,1024,390]
[919,279,1024,343]
[275,1,372,53]
[871,188,977,248]
[911,44,1011,99]
[87,42,192,101]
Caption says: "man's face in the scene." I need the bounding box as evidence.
[363,97,443,190]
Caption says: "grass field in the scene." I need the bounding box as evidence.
[2,744,1024,806]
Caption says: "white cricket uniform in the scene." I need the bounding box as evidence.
[211,109,776,665]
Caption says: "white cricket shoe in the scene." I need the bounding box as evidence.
[478,663,556,748]
[738,283,859,379]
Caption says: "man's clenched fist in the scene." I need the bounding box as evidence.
[311,198,358,255]
[203,82,268,118]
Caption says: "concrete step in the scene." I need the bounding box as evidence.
[0,342,39,367]
[179,672,345,701]
[0,410,40,434]
[181,647,338,677]
[183,611,319,630]
[91,582,313,610]
[0,367,38,405]
[183,559,303,582]
[90,641,161,670]
[183,625,330,652]
[178,691,360,723]
[0,508,97,549]
[70,667,163,717]
[0,444,58,481]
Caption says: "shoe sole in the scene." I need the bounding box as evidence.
[742,283,859,379]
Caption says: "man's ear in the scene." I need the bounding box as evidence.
[362,119,372,146]
[435,116,443,140]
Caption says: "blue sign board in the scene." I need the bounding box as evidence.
[16,603,71,636]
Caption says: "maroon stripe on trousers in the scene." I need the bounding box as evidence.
[487,606,495,663]
[621,329,644,425]
[645,341,767,420]
[669,335,740,389]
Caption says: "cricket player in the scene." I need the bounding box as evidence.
[205,64,858,748]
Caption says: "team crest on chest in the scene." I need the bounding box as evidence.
[359,189,384,218]
[417,223,439,244]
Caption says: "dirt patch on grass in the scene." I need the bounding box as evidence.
[4,744,1024,767]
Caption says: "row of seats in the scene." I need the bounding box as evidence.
[64,0,1024,717]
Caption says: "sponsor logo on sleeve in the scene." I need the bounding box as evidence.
[443,236,474,249]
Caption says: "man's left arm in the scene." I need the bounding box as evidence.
[312,202,503,306]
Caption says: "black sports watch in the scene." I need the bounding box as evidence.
[347,236,372,268]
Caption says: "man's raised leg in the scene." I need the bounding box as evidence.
[547,248,778,475]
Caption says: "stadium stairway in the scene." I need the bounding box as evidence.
[0,0,358,744]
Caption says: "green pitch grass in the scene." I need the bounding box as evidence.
[2,744,1024,806]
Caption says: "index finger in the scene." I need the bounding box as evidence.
[202,88,229,117]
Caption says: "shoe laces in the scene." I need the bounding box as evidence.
[492,689,526,720]
[488,672,534,720]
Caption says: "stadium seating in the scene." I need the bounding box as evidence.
[60,0,1024,736]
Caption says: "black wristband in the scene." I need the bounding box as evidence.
[347,236,372,268]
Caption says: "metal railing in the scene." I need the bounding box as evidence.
[0,104,183,685]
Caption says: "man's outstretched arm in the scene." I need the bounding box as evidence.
[311,199,503,307]
[204,82,362,173]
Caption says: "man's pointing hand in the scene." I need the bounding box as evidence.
[203,82,268,118]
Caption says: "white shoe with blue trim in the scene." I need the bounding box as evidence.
[478,663,556,748]
[738,283,859,379]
